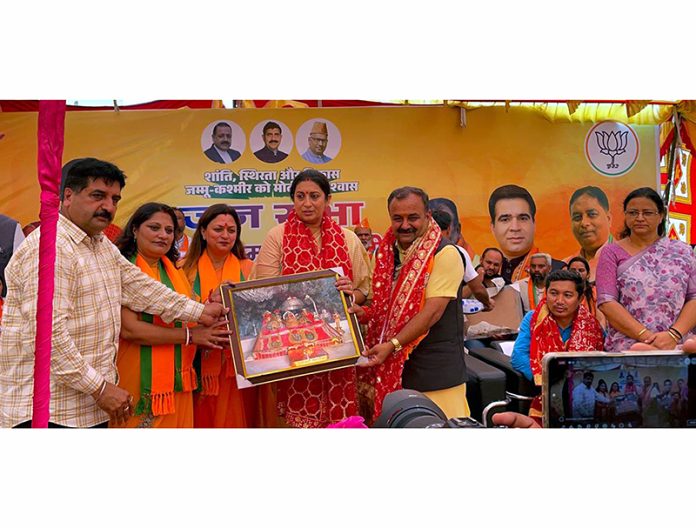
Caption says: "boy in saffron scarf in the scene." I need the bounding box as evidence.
[511,269,604,421]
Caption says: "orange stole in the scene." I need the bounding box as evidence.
[190,251,257,428]
[113,255,197,428]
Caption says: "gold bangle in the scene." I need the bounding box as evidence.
[637,328,648,338]
[667,330,680,343]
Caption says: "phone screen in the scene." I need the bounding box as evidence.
[545,353,696,428]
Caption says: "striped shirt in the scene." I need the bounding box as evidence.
[0,215,204,428]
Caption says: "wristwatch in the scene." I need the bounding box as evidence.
[390,337,403,352]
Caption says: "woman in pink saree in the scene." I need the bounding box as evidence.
[596,187,696,352]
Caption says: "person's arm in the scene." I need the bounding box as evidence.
[360,245,462,365]
[359,296,452,366]
[343,228,371,304]
[120,307,231,349]
[465,273,493,311]
[47,244,131,422]
[116,249,205,324]
[510,311,533,381]
[595,244,658,345]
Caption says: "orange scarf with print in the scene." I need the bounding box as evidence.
[193,250,241,395]
[133,254,198,416]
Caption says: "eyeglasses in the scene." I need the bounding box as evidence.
[308,136,327,143]
[625,210,660,219]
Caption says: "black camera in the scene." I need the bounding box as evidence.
[372,389,485,428]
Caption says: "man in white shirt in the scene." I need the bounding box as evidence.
[572,371,597,418]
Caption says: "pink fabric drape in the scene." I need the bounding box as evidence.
[32,101,66,427]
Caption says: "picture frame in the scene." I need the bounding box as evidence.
[220,269,365,386]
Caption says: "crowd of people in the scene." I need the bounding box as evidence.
[0,157,694,428]
[558,371,689,428]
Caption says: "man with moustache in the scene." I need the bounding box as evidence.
[0,158,227,428]
[478,247,505,287]
[301,121,332,164]
[354,187,469,420]
[204,122,241,164]
[564,186,613,282]
[512,253,552,313]
[488,184,564,283]
[253,121,288,163]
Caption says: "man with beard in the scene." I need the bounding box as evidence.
[204,122,241,164]
[353,218,376,274]
[0,158,227,428]
[253,121,288,163]
[354,187,469,420]
[478,247,505,287]
[512,253,552,313]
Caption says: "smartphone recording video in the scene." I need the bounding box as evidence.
[542,351,695,428]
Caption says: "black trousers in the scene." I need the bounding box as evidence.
[13,420,108,428]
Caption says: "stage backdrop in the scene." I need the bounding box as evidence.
[0,105,659,260]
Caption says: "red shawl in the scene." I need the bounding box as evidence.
[361,219,441,420]
[528,301,604,418]
[277,210,357,428]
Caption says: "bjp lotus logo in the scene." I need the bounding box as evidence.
[594,130,628,169]
[585,121,640,177]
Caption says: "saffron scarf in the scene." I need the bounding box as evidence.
[277,210,356,428]
[361,218,441,419]
[527,277,542,311]
[192,250,242,395]
[528,301,604,418]
[132,254,198,417]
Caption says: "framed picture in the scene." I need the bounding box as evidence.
[220,269,365,386]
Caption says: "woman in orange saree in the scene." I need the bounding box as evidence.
[112,203,229,428]
[181,204,257,428]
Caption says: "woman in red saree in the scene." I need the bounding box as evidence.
[250,169,371,428]
[181,204,257,428]
[112,203,229,428]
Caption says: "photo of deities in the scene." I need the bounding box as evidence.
[227,273,361,378]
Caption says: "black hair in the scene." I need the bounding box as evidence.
[289,169,331,199]
[619,187,666,238]
[545,269,585,296]
[212,122,232,135]
[116,202,180,263]
[566,256,595,311]
[60,157,126,200]
[431,209,452,231]
[182,204,247,275]
[568,186,610,212]
[387,186,430,211]
[481,247,504,261]
[262,121,282,134]
[488,184,536,223]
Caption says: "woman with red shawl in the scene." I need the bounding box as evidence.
[250,169,371,428]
